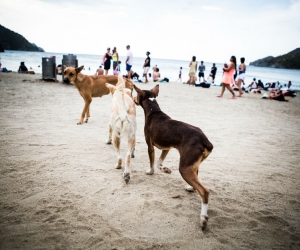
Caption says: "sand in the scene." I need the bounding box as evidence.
[0,72,299,250]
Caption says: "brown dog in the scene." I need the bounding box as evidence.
[63,66,133,124]
[133,84,213,229]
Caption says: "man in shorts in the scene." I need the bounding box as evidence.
[143,51,151,83]
[126,45,133,79]
[198,61,205,82]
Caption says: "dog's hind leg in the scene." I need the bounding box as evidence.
[146,140,155,175]
[123,135,135,184]
[157,150,171,174]
[106,124,112,144]
[112,134,122,169]
[179,155,210,230]
[78,98,91,125]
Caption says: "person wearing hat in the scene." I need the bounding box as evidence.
[102,47,112,75]
[143,51,151,83]
[125,45,133,79]
[198,61,206,82]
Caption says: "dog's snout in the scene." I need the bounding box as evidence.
[63,78,70,84]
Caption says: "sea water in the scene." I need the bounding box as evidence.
[1,50,300,90]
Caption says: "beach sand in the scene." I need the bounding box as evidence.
[0,73,299,249]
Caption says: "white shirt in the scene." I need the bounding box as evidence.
[126,50,133,65]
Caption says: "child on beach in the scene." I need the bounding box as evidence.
[176,67,182,82]
[113,61,121,75]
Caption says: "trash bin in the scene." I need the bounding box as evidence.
[42,56,57,81]
[62,54,78,83]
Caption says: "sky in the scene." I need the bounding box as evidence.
[0,0,299,63]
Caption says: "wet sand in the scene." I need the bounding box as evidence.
[0,72,299,249]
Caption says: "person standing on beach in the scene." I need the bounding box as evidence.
[236,57,246,97]
[210,63,217,83]
[126,45,133,79]
[198,61,205,82]
[176,67,182,82]
[217,56,236,99]
[143,51,151,83]
[112,47,119,72]
[188,56,197,86]
[102,47,112,75]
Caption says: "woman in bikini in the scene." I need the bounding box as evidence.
[217,56,236,99]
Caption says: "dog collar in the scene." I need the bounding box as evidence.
[149,97,156,101]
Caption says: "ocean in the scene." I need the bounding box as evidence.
[1,50,300,90]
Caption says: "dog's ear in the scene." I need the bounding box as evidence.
[106,83,116,94]
[133,85,142,95]
[75,65,84,73]
[151,84,159,97]
[63,65,67,69]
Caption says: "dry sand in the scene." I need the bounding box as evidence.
[0,72,299,250]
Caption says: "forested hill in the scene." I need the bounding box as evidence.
[0,24,44,52]
[249,48,300,69]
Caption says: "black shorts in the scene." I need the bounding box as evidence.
[198,72,204,77]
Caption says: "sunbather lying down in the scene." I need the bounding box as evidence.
[262,89,289,102]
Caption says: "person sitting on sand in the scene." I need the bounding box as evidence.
[0,63,12,73]
[18,62,28,73]
[56,64,62,75]
[153,68,161,82]
[96,66,104,76]
[251,79,264,93]
[248,78,257,90]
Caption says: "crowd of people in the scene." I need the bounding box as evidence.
[1,48,297,102]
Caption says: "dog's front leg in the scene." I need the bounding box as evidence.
[106,124,112,144]
[85,105,90,123]
[157,150,171,174]
[146,142,155,175]
[78,98,91,125]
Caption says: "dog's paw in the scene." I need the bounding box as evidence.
[115,158,122,169]
[146,169,154,175]
[77,122,83,125]
[123,172,130,184]
[161,167,171,174]
[106,139,112,144]
[84,119,88,123]
[185,184,195,192]
[131,154,135,158]
[200,215,208,230]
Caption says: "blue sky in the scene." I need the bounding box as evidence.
[0,0,299,63]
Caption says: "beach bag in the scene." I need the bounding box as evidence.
[114,66,120,75]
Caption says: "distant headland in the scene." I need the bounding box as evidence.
[250,48,300,69]
[0,24,44,52]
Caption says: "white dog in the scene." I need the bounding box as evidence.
[105,75,136,184]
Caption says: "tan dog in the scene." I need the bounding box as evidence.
[63,65,133,124]
[105,75,136,184]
